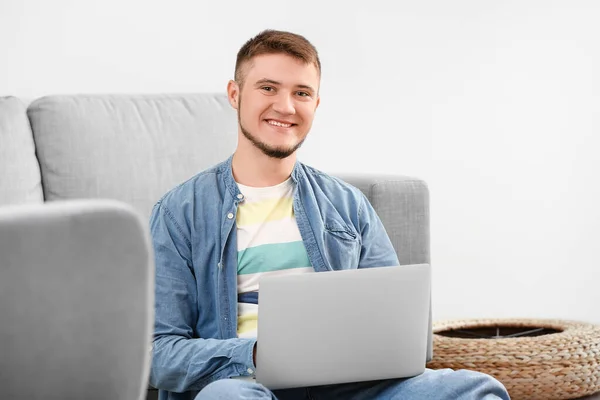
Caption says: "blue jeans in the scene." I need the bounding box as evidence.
[194,368,510,399]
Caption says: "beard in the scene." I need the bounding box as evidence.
[238,98,306,159]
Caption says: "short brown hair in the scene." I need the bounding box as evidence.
[234,30,321,88]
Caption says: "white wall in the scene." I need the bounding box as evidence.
[2,0,599,324]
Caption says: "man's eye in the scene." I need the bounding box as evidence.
[261,86,274,92]
[297,91,310,97]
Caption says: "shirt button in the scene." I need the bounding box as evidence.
[237,194,244,200]
[227,212,234,219]
[217,262,222,268]
[247,368,254,374]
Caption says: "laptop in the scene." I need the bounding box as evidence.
[255,264,432,390]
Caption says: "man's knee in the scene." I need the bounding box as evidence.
[194,379,274,400]
[442,369,510,399]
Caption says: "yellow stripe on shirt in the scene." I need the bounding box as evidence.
[237,313,258,336]
[236,197,294,227]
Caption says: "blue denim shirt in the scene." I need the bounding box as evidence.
[149,155,399,400]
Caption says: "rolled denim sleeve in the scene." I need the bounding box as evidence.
[357,193,400,268]
[149,202,256,392]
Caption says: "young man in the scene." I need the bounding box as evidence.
[149,30,510,400]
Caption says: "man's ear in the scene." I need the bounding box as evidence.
[227,80,239,110]
[315,95,321,111]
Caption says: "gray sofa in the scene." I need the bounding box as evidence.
[0,94,431,398]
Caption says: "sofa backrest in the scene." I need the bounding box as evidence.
[20,93,429,266]
[0,97,44,206]
[27,94,238,221]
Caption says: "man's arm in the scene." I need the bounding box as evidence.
[149,202,256,392]
[357,193,400,268]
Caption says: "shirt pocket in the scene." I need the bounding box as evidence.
[323,220,360,269]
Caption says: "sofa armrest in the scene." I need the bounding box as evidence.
[333,174,430,265]
[0,199,154,399]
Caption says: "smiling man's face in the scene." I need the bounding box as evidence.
[229,53,320,159]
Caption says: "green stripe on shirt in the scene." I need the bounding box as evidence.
[237,241,311,275]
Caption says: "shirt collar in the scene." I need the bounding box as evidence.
[221,154,304,200]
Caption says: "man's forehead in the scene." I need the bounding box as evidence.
[244,54,319,84]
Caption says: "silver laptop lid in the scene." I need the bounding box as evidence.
[256,264,431,390]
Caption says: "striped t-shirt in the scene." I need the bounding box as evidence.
[235,177,313,339]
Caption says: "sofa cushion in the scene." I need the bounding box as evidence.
[0,97,44,206]
[28,94,238,220]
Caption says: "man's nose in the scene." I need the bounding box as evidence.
[272,94,296,115]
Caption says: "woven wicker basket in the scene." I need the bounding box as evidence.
[426,318,600,400]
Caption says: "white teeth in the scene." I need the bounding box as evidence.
[267,120,292,128]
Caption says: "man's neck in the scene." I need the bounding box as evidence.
[232,146,296,187]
